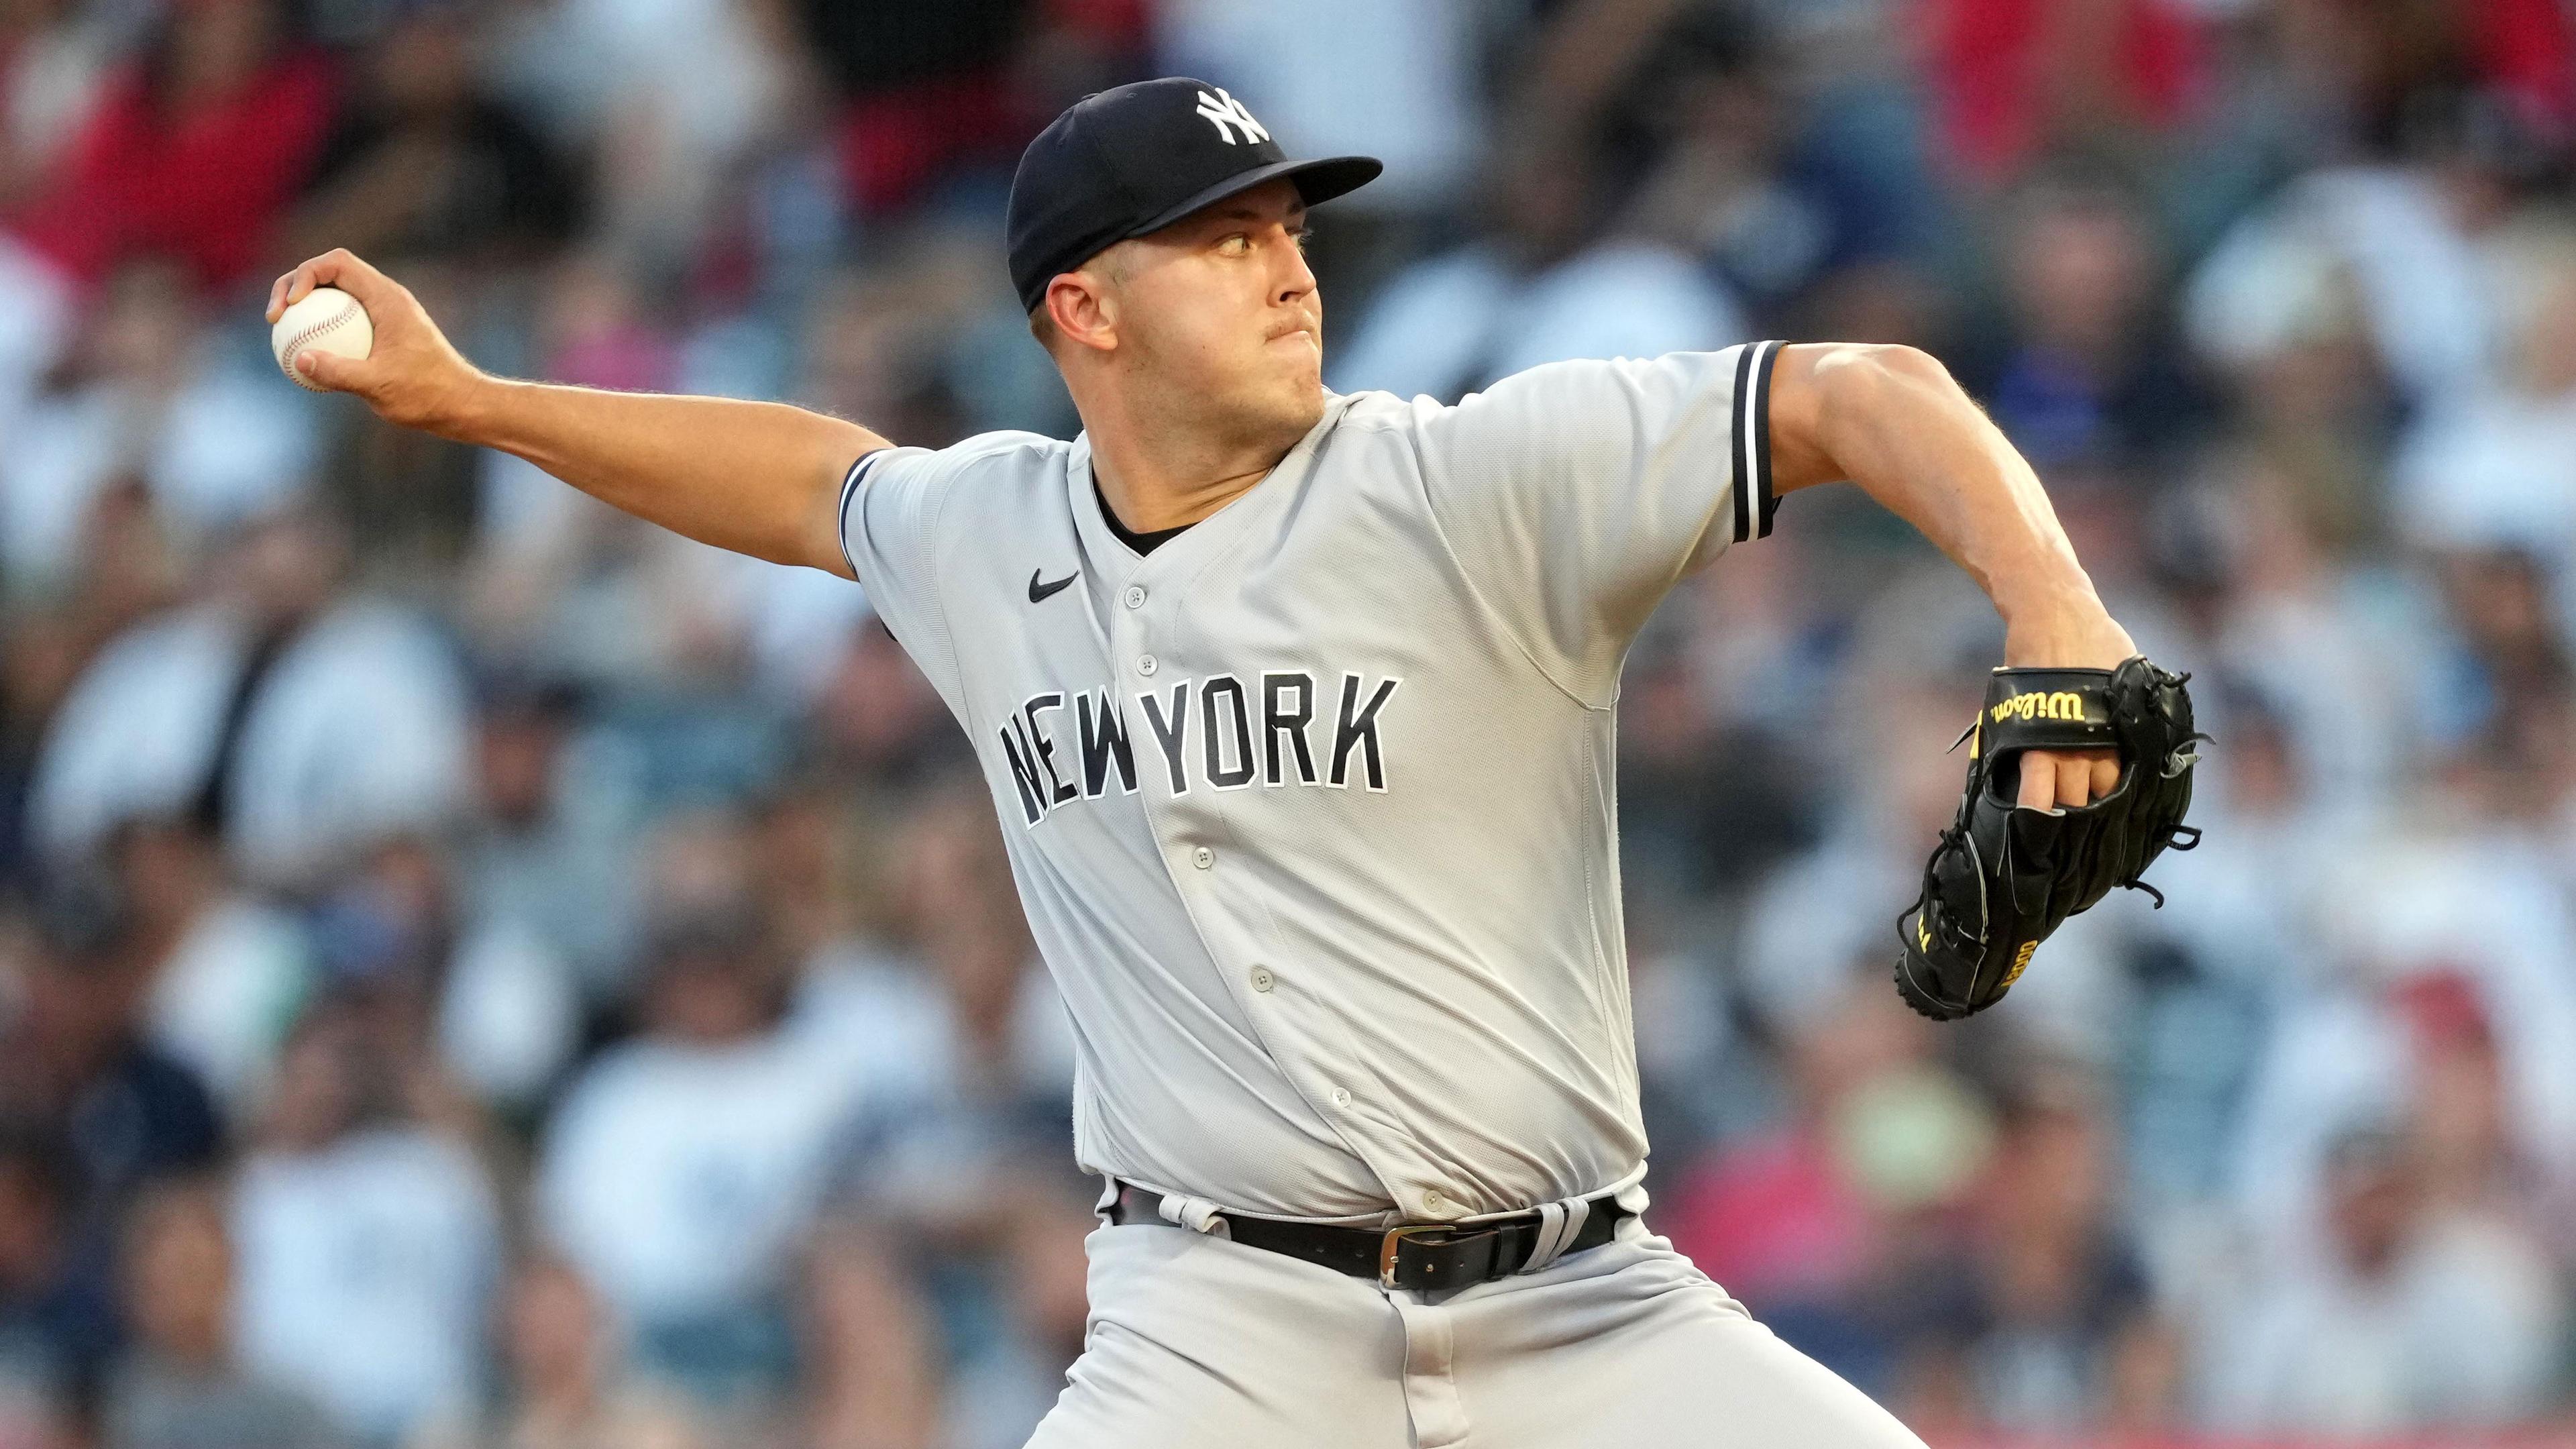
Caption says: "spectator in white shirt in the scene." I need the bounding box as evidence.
[229,1002,501,1445]
[28,502,470,890]
[533,905,855,1411]
[1332,131,1745,403]
[0,260,317,598]
[2206,1122,2563,1435]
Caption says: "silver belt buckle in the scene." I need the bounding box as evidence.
[1378,1223,1454,1288]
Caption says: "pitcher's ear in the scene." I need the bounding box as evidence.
[1045,271,1120,356]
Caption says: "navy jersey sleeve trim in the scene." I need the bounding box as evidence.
[1729,339,1784,543]
[837,449,890,578]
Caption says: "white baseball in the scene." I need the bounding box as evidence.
[270,286,373,391]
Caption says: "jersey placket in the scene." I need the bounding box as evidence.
[1069,415,1446,1218]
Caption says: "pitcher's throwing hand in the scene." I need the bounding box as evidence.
[265,249,482,432]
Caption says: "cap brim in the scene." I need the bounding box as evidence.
[1123,155,1385,242]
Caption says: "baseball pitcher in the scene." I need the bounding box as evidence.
[270,78,2200,1448]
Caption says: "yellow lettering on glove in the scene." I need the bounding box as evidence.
[1990,690,2086,724]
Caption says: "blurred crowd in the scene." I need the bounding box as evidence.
[1,0,2575,1445]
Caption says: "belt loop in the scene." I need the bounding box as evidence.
[1517,1195,1590,1273]
[1159,1193,1232,1238]
[1519,1202,1566,1272]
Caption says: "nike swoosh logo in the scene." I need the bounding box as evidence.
[1028,569,1077,603]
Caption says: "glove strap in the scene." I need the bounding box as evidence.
[1972,667,2119,759]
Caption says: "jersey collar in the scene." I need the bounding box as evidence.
[1065,391,1360,580]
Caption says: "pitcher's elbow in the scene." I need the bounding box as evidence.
[1814,342,1951,397]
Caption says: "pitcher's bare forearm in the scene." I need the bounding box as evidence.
[1765,343,2113,650]
[266,248,878,578]
[448,378,877,576]
[1764,341,2135,809]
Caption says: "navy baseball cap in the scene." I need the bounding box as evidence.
[1006,78,1381,315]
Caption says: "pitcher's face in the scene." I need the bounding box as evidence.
[1105,180,1326,444]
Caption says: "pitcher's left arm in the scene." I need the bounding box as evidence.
[1763,343,2135,811]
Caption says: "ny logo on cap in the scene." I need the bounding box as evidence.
[1193,89,1271,146]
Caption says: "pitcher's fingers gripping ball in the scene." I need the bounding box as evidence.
[1896,655,2208,1020]
[271,285,373,391]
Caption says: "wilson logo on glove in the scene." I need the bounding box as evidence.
[1894,655,2208,1022]
[1990,690,2087,724]
[2001,938,2039,988]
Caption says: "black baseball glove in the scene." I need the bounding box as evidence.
[1894,655,2207,1021]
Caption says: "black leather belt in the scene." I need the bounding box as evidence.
[1109,1183,1632,1292]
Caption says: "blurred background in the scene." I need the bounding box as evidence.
[0,0,2573,1446]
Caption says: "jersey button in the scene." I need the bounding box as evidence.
[1248,966,1273,993]
[1330,1087,1352,1108]
[1422,1189,1446,1212]
[1137,654,1158,676]
[1124,585,1146,609]
[1191,846,1214,869]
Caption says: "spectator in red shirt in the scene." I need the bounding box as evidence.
[1925,0,2202,185]
[7,0,335,296]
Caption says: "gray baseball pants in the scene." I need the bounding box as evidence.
[1025,1214,1928,1448]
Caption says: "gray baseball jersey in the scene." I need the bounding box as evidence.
[839,340,1784,1224]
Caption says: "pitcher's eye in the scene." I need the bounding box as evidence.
[1218,234,1251,256]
